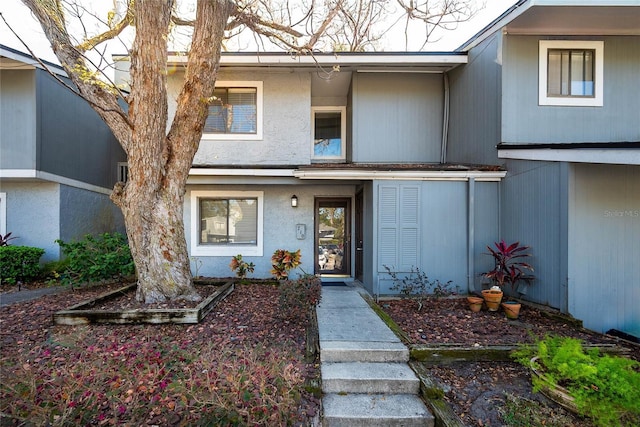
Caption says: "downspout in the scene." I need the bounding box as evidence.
[467,178,475,294]
[440,72,450,164]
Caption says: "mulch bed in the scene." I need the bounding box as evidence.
[0,281,320,426]
[381,296,639,426]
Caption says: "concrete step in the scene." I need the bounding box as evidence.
[323,393,434,427]
[320,340,409,363]
[322,362,420,394]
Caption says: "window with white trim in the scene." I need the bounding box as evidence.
[190,191,263,256]
[539,40,603,107]
[311,106,346,161]
[203,81,263,140]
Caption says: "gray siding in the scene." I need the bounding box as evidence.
[37,70,125,189]
[59,185,125,243]
[447,34,502,165]
[360,182,375,294]
[351,73,443,163]
[0,70,37,169]
[502,36,640,144]
[568,164,640,335]
[500,160,568,309]
[374,180,499,296]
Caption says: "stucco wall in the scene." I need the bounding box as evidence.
[2,181,60,262]
[184,183,356,279]
[167,70,312,166]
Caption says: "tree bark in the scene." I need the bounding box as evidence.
[22,0,233,303]
[117,0,233,303]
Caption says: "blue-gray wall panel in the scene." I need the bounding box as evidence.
[0,70,37,169]
[472,181,500,293]
[568,164,640,335]
[352,73,443,163]
[37,70,125,188]
[447,34,502,166]
[59,185,125,243]
[502,36,640,144]
[361,182,375,294]
[420,181,468,290]
[500,160,569,308]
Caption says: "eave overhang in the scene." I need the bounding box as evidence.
[458,0,640,52]
[164,51,468,73]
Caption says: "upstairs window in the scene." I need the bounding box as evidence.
[312,106,346,161]
[539,41,603,107]
[203,81,263,140]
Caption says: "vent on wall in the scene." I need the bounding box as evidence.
[118,162,129,183]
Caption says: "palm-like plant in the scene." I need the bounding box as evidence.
[484,240,534,290]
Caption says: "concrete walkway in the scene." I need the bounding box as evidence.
[317,285,434,426]
[0,286,67,307]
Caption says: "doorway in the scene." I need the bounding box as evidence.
[315,198,351,276]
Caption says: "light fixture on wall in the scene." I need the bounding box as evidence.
[291,195,298,207]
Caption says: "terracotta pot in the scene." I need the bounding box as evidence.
[481,289,503,311]
[501,301,521,319]
[467,296,483,312]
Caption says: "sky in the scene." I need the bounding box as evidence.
[0,0,513,66]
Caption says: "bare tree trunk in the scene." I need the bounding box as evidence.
[111,0,233,303]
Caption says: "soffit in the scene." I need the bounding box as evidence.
[504,6,640,35]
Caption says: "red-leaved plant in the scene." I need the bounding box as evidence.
[484,240,534,291]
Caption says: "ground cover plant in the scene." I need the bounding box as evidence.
[514,335,640,426]
[0,281,321,426]
[380,296,638,426]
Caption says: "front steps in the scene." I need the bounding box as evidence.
[318,287,434,426]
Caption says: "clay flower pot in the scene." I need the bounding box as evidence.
[467,296,483,312]
[501,301,521,319]
[481,289,503,311]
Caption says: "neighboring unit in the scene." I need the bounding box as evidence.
[0,45,126,262]
[450,0,640,336]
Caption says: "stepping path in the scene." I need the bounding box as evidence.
[317,286,434,426]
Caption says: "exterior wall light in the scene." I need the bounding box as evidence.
[291,195,298,207]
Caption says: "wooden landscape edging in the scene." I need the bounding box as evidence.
[410,343,627,365]
[53,281,234,325]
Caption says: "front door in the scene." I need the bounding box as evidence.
[316,198,350,275]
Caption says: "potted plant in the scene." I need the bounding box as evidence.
[482,239,534,317]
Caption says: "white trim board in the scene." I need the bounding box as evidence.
[499,148,640,165]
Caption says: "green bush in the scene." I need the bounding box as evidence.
[278,274,322,322]
[0,246,45,285]
[56,233,134,286]
[513,335,640,426]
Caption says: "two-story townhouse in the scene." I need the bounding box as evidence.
[114,52,506,298]
[448,0,640,336]
[0,45,126,262]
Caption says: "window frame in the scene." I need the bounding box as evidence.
[539,40,603,107]
[0,192,6,236]
[202,81,263,141]
[190,190,264,257]
[311,106,347,161]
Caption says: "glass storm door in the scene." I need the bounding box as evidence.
[316,198,350,275]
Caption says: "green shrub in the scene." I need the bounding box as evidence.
[56,233,134,286]
[278,274,322,322]
[513,335,640,426]
[0,246,45,285]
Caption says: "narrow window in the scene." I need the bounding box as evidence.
[312,106,346,161]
